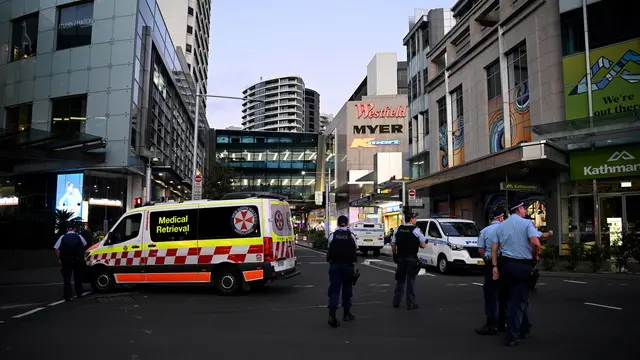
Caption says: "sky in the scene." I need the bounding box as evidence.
[206,0,454,129]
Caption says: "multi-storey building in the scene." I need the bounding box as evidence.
[241,75,306,132]
[319,113,333,133]
[405,0,640,248]
[0,0,206,233]
[403,8,454,179]
[304,87,320,132]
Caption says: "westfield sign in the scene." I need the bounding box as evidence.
[355,103,408,119]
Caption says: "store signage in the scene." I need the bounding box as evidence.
[355,104,408,119]
[0,196,18,206]
[350,138,401,148]
[499,182,540,192]
[59,18,93,30]
[382,205,401,215]
[88,198,123,207]
[570,146,640,180]
[353,124,404,134]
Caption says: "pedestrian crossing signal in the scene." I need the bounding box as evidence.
[134,197,143,208]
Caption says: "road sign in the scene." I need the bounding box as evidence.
[193,174,203,200]
[408,198,423,207]
[408,189,416,200]
[315,191,323,205]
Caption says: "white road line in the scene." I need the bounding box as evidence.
[537,283,547,286]
[0,320,5,324]
[472,282,483,286]
[0,282,64,288]
[48,300,66,306]
[564,280,587,284]
[12,307,46,319]
[0,303,42,310]
[293,285,315,288]
[296,247,327,256]
[305,261,327,265]
[584,302,622,311]
[361,263,396,274]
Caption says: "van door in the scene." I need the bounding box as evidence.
[426,221,445,265]
[102,212,144,284]
[269,201,295,272]
[416,221,429,261]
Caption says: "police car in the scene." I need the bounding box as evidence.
[415,216,483,274]
[350,222,385,257]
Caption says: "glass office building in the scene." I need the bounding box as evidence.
[211,129,322,202]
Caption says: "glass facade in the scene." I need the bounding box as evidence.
[214,130,321,201]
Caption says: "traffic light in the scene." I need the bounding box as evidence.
[134,197,143,208]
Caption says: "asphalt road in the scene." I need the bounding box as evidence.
[0,246,638,359]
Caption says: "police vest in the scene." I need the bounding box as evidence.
[395,225,419,257]
[327,230,357,264]
[59,233,84,262]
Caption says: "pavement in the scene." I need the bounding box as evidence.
[0,246,638,359]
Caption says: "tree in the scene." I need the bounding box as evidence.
[202,161,237,200]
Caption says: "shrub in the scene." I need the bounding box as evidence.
[565,241,584,271]
[584,244,608,272]
[610,232,638,273]
[309,230,328,249]
[539,245,557,271]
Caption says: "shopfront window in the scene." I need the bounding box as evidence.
[51,95,88,134]
[11,13,39,61]
[57,1,94,50]
[5,103,33,131]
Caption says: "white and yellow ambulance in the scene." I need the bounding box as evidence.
[84,193,299,295]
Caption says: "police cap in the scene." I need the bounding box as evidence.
[337,215,349,226]
[490,209,505,220]
[508,198,529,212]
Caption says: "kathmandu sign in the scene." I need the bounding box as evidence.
[570,146,640,180]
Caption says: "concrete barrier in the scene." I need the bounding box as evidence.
[0,249,59,271]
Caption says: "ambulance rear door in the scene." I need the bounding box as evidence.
[269,200,296,272]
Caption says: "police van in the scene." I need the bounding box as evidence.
[350,222,384,257]
[84,192,299,295]
[415,217,483,274]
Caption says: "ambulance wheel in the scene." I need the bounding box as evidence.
[372,248,381,257]
[437,254,449,274]
[91,268,115,293]
[214,266,242,296]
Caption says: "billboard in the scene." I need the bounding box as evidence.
[563,39,640,120]
[56,173,84,219]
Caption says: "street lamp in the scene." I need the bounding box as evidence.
[190,86,266,194]
[300,169,333,236]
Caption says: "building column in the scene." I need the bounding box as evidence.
[498,25,512,148]
[126,175,144,211]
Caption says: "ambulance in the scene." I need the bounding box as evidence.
[84,193,299,295]
[350,222,385,257]
[415,216,483,274]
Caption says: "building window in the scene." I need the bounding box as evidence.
[57,1,94,50]
[506,42,531,148]
[411,76,418,101]
[187,25,193,35]
[10,13,39,62]
[186,44,192,53]
[437,97,448,170]
[188,6,194,16]
[455,30,471,56]
[422,27,429,50]
[5,103,33,131]
[450,87,464,166]
[422,68,429,94]
[486,60,503,153]
[422,110,429,136]
[51,95,88,134]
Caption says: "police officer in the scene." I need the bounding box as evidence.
[476,209,507,335]
[491,200,541,347]
[326,215,358,328]
[53,223,87,301]
[391,213,426,310]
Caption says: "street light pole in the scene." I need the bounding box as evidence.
[191,85,201,185]
[325,169,331,236]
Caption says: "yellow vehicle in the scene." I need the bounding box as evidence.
[84,193,299,295]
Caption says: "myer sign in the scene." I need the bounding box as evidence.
[570,146,640,180]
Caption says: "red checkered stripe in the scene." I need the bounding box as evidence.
[274,240,295,259]
[87,245,264,267]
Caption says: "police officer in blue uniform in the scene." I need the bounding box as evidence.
[54,223,87,301]
[391,213,427,310]
[476,209,507,335]
[326,215,358,328]
[491,200,542,347]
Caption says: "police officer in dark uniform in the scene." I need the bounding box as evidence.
[53,223,87,301]
[391,213,426,310]
[491,200,541,346]
[326,215,358,328]
[476,209,507,335]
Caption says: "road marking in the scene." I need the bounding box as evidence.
[368,283,391,287]
[0,282,64,288]
[296,256,318,258]
[293,285,314,288]
[12,307,46,319]
[305,261,327,265]
[564,280,587,284]
[472,282,483,286]
[48,300,66,306]
[584,302,622,311]
[361,263,396,274]
[0,303,43,310]
[0,320,4,324]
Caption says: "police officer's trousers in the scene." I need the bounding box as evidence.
[327,263,354,310]
[61,259,85,300]
[483,261,507,328]
[501,259,533,342]
[393,256,418,306]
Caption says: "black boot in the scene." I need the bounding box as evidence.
[343,307,355,322]
[328,308,340,328]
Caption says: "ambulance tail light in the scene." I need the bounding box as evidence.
[263,237,274,262]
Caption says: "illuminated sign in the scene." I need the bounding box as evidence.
[353,124,403,134]
[0,196,18,206]
[350,138,401,148]
[56,173,84,219]
[355,104,408,119]
[89,198,123,207]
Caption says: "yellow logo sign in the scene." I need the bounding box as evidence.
[350,138,377,148]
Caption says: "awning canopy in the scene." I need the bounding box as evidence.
[348,193,400,207]
[0,128,106,173]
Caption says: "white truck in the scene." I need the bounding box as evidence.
[350,222,385,257]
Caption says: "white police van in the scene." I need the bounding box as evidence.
[416,216,483,274]
[350,222,384,257]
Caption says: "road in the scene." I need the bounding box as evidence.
[0,246,637,359]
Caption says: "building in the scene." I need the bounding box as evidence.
[405,0,639,248]
[304,88,320,132]
[319,113,333,133]
[403,8,455,179]
[209,128,323,228]
[0,0,207,233]
[320,53,410,231]
[156,0,211,99]
[241,75,306,132]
